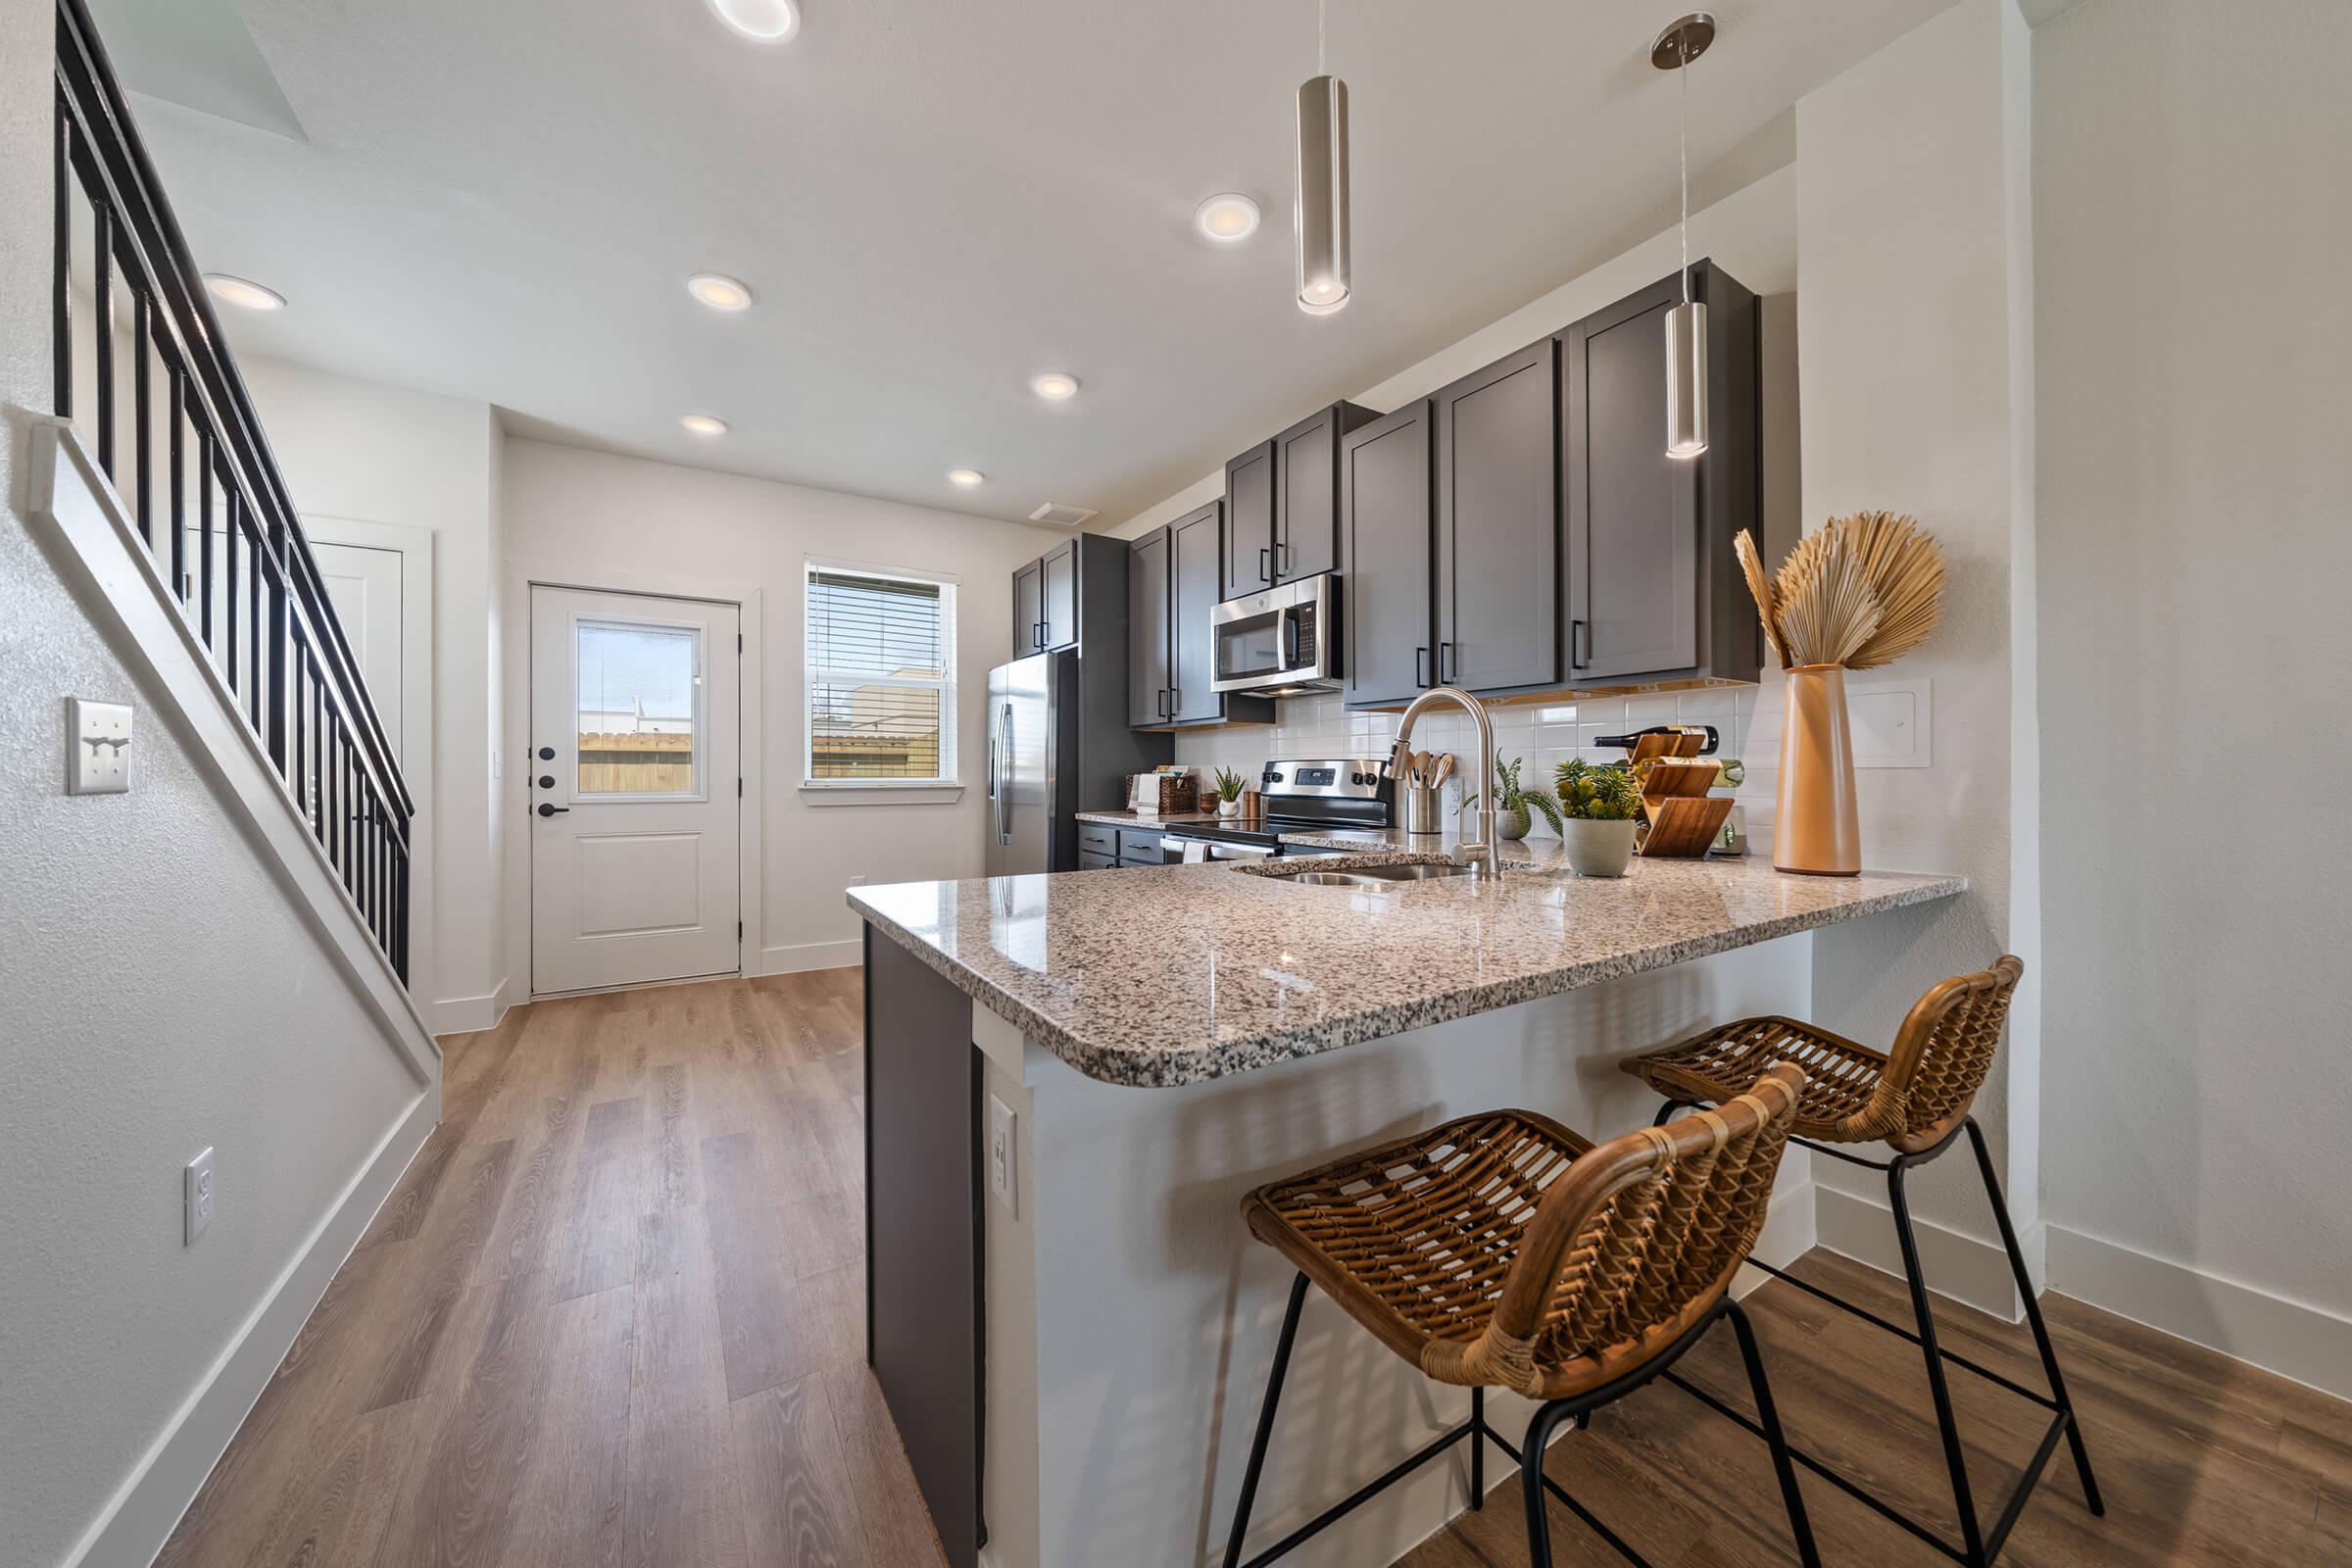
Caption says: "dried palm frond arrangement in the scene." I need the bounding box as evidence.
[1738,511,1946,670]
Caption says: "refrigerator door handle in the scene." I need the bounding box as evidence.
[998,702,1015,845]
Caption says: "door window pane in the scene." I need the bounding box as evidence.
[577,620,699,795]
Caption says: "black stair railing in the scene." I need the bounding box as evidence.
[51,0,414,983]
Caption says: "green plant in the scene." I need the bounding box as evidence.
[1212,766,1249,804]
[1554,757,1640,821]
[1488,756,1564,835]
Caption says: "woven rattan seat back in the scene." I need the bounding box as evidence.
[1872,956,2024,1152]
[1415,1063,1804,1398]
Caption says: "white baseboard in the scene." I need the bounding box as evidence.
[759,939,862,976]
[65,1090,440,1568]
[2045,1225,2352,1401]
[424,976,516,1037]
[1813,1183,2030,1322]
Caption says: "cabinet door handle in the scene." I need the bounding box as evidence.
[1168,687,1181,714]
[1438,641,1454,684]
[1415,646,1430,688]
[1156,687,1168,720]
[1571,618,1591,668]
[1258,546,1271,584]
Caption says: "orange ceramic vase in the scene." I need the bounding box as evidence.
[1774,663,1861,876]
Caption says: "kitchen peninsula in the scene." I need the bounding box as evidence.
[850,850,1961,1568]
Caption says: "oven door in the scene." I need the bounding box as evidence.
[1211,575,1336,693]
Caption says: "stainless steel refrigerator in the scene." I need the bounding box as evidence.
[984,652,1067,876]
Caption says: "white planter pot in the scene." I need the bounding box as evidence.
[1217,798,1242,818]
[1560,817,1637,878]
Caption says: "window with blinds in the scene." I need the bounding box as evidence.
[805,563,957,784]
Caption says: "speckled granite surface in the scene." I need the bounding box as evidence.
[848,852,1966,1089]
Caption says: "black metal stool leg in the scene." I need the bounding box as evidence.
[1521,1400,1576,1568]
[1222,1272,1310,1568]
[1963,1117,2105,1516]
[1890,1160,1989,1566]
[1726,1299,1822,1568]
[1469,1387,1485,1509]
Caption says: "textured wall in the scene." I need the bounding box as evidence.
[0,4,427,1561]
[1793,0,2039,1244]
[2034,0,2352,1313]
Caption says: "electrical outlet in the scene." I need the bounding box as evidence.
[67,698,133,795]
[184,1148,216,1244]
[988,1096,1016,1216]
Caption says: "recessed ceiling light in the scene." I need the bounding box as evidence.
[948,468,985,487]
[204,273,285,311]
[1194,194,1260,242]
[1031,372,1080,402]
[707,0,800,42]
[681,414,729,435]
[686,272,753,311]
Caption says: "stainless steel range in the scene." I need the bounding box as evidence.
[1145,758,1394,862]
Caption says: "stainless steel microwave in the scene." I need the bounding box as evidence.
[1210,573,1340,696]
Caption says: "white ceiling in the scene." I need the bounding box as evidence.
[106,0,1951,527]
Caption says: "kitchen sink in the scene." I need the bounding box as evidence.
[1249,859,1479,890]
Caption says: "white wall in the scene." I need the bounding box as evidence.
[239,359,509,1031]
[498,438,1068,977]
[1,6,432,1565]
[2034,0,2352,1339]
[1790,0,2042,1268]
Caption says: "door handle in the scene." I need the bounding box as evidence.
[1571,618,1591,669]
[1156,688,1167,720]
[1415,646,1430,688]
[1257,546,1271,584]
[1438,641,1454,684]
[998,702,1015,844]
[536,803,569,817]
[1281,612,1299,668]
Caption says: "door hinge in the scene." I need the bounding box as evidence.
[737,920,744,940]
[738,776,743,797]
[737,632,744,653]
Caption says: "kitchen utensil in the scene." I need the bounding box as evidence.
[1401,786,1444,836]
[1430,754,1455,790]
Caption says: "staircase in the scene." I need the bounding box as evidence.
[44,0,413,979]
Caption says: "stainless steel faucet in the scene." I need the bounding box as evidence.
[1395,684,1497,876]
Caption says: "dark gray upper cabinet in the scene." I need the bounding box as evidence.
[1130,503,1274,730]
[1127,524,1171,726]
[1041,540,1078,653]
[1340,400,1435,708]
[1274,402,1382,584]
[1222,442,1275,603]
[1011,558,1044,659]
[1223,402,1380,603]
[1169,502,1227,724]
[1559,260,1760,689]
[1434,340,1560,695]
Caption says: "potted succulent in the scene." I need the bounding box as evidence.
[1213,766,1249,818]
[1469,756,1564,842]
[1554,758,1641,877]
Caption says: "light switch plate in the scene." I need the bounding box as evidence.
[988,1095,1016,1217]
[1847,676,1933,768]
[67,698,133,794]
[185,1147,216,1244]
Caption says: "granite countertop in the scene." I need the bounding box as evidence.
[848,850,1966,1089]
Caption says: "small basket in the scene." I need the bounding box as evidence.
[1128,772,1200,815]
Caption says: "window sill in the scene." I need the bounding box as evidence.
[798,781,966,807]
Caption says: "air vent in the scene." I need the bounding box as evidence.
[1028,502,1099,529]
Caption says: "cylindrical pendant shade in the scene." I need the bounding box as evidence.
[1295,74,1350,315]
[1665,298,1707,458]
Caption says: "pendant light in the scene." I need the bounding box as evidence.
[1654,13,1715,459]
[1295,0,1349,315]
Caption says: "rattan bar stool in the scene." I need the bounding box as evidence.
[1621,956,2103,1567]
[1219,1064,1820,1568]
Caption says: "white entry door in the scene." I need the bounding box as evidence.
[530,585,741,994]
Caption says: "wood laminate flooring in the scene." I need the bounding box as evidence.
[156,970,2348,1567]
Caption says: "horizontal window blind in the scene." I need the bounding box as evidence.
[807,565,956,782]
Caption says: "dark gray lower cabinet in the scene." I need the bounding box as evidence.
[863,926,984,1568]
[1077,849,1115,870]
[1434,339,1559,695]
[1341,400,1435,707]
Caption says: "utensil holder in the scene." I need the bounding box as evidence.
[1401,786,1443,836]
